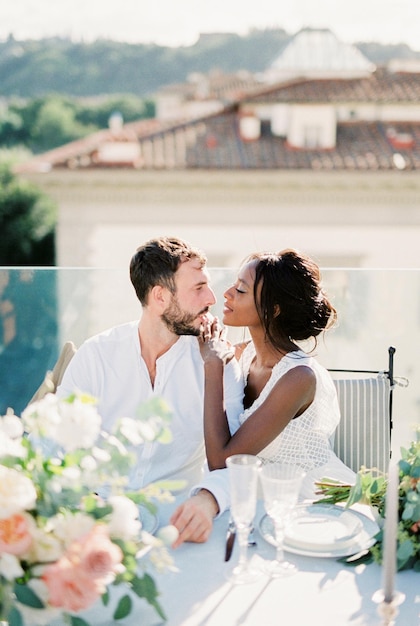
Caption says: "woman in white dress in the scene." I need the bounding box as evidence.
[200,249,355,499]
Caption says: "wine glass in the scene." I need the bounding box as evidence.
[226,454,262,584]
[260,463,305,577]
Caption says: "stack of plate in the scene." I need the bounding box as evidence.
[259,503,380,558]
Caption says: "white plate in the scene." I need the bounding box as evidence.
[139,504,159,535]
[285,504,363,551]
[259,503,379,558]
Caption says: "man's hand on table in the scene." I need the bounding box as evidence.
[169,489,219,548]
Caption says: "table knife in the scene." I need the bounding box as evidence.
[224,521,236,561]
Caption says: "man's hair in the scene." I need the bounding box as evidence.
[129,236,207,305]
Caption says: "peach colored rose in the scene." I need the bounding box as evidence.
[42,558,100,612]
[0,513,33,555]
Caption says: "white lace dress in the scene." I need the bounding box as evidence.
[239,344,355,499]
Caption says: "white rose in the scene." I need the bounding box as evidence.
[0,553,24,579]
[108,496,141,540]
[48,511,95,548]
[0,466,37,519]
[25,525,64,564]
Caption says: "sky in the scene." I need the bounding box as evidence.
[1,0,419,51]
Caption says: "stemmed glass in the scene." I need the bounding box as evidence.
[226,454,262,584]
[260,463,305,577]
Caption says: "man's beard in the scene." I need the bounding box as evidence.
[162,296,207,336]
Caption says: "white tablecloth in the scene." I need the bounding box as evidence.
[82,499,419,626]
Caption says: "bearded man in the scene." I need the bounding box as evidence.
[57,237,243,546]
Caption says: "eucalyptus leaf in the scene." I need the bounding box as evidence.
[397,538,415,561]
[113,594,132,620]
[8,606,23,626]
[131,573,159,599]
[399,460,411,474]
[410,465,420,478]
[13,583,44,609]
[402,503,415,520]
[69,616,91,626]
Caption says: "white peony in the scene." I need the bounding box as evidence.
[54,396,101,451]
[0,466,37,519]
[108,495,141,540]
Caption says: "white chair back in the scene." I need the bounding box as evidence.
[332,375,391,473]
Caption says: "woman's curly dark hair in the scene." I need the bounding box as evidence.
[247,249,337,350]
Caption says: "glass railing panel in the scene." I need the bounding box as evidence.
[0,267,418,456]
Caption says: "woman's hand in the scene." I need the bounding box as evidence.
[199,317,234,365]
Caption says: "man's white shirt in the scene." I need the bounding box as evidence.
[57,321,243,512]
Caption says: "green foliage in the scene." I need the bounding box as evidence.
[316,439,420,571]
[1,31,418,100]
[30,95,95,152]
[0,106,26,146]
[74,94,155,128]
[13,583,44,609]
[113,594,132,620]
[0,93,154,154]
[0,163,56,265]
[131,573,166,621]
[69,617,90,626]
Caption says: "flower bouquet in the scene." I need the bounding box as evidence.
[0,392,178,626]
[315,436,420,571]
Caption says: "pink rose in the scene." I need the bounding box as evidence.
[42,558,100,612]
[42,524,124,613]
[69,525,123,584]
[0,513,33,555]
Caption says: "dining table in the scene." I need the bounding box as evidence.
[81,496,419,626]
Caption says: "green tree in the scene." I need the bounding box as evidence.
[30,96,95,153]
[0,106,26,147]
[74,94,155,128]
[0,164,56,265]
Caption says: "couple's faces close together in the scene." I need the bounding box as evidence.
[161,258,216,336]
[161,259,259,335]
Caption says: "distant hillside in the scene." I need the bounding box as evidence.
[0,29,419,98]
